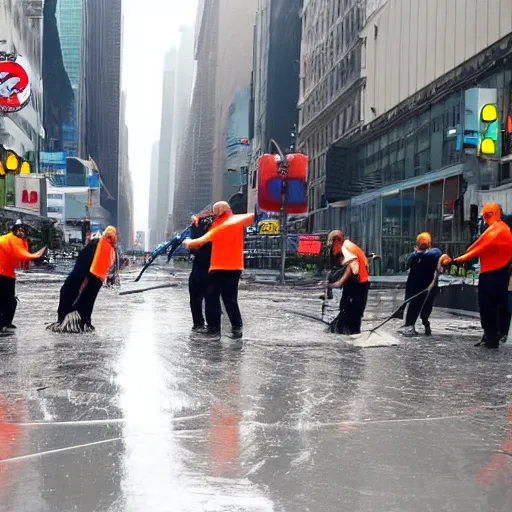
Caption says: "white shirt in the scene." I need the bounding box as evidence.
[342,242,360,276]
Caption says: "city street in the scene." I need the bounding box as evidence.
[0,269,512,511]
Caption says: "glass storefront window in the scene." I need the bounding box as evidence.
[415,185,428,234]
[382,237,401,274]
[382,193,401,237]
[442,176,459,242]
[5,175,15,206]
[402,188,415,240]
[427,181,443,241]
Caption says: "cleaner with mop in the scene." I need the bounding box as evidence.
[0,220,46,332]
[188,212,214,331]
[47,226,117,333]
[183,201,254,339]
[326,230,370,335]
[449,203,512,349]
[402,232,445,337]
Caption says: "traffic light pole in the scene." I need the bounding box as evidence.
[268,139,288,285]
[279,177,288,285]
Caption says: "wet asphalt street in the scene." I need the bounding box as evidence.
[1,269,512,511]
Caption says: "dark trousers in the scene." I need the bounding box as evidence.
[479,265,511,346]
[205,270,243,331]
[405,286,438,327]
[77,276,102,324]
[334,281,370,334]
[0,275,16,328]
[58,272,102,324]
[189,273,208,328]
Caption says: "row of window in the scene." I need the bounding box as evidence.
[302,4,363,97]
[303,0,360,49]
[324,91,467,202]
[301,44,362,127]
[308,176,467,271]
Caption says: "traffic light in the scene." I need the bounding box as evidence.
[479,103,499,156]
[0,146,31,176]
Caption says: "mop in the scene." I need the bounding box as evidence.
[46,278,91,334]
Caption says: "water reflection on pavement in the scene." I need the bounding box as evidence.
[0,273,511,511]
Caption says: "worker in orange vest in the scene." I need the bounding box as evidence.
[0,220,46,332]
[448,203,512,348]
[326,230,370,334]
[183,202,254,339]
[402,232,445,337]
[47,226,117,333]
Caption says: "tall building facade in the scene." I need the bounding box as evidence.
[173,0,220,228]
[298,0,365,220]
[84,0,122,227]
[249,0,303,212]
[212,0,258,204]
[154,48,177,243]
[298,0,512,273]
[55,0,83,156]
[0,0,44,161]
[117,91,134,252]
[167,26,195,234]
[148,141,160,249]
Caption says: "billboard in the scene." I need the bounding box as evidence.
[0,55,31,114]
[297,235,322,255]
[223,88,251,196]
[40,151,67,179]
[40,152,67,166]
[14,175,47,215]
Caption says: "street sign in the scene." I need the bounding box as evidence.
[258,219,280,235]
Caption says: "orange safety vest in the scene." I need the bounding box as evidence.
[0,233,38,279]
[344,240,369,283]
[200,213,254,271]
[90,236,116,280]
[457,220,512,273]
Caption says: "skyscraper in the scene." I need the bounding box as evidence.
[55,0,83,156]
[248,0,303,212]
[117,91,134,252]
[148,141,160,249]
[212,0,257,203]
[155,49,177,243]
[173,0,219,229]
[84,0,122,226]
[42,0,74,154]
[167,26,195,234]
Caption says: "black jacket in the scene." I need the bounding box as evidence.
[71,238,99,279]
[190,218,212,280]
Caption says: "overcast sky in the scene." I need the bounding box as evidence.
[122,0,198,234]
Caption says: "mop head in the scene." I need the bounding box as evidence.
[46,311,92,334]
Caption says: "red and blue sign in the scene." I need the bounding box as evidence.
[257,153,308,214]
[0,57,31,114]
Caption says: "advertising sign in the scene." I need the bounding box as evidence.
[40,152,67,180]
[297,235,322,255]
[258,219,280,235]
[14,175,47,215]
[40,152,66,166]
[0,56,31,114]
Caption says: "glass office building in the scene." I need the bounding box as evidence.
[318,64,512,273]
[56,0,83,156]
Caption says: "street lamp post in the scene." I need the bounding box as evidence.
[267,139,288,285]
